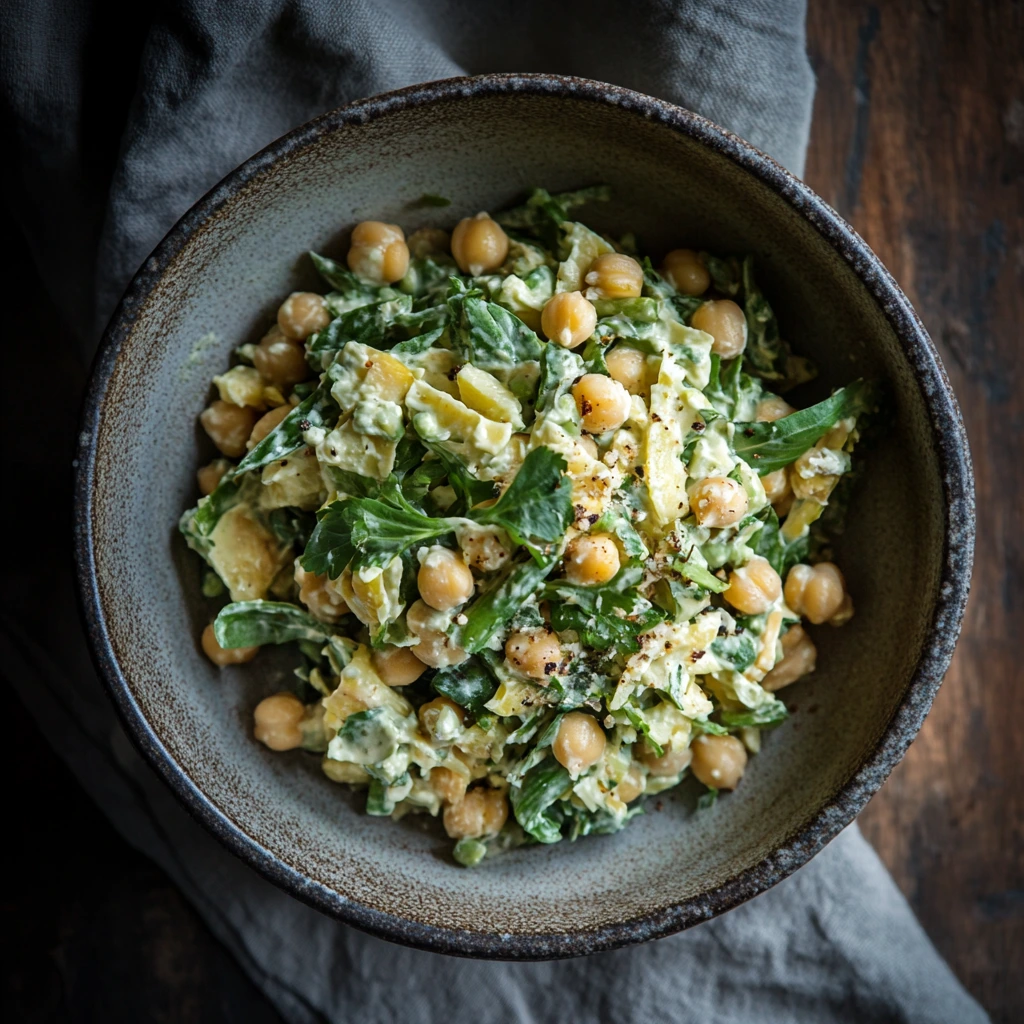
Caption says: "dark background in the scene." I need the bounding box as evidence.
[2,1,1021,1020]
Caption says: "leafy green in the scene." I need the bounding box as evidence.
[448,283,545,369]
[733,379,872,475]
[622,706,663,757]
[674,559,730,594]
[307,296,417,366]
[213,601,329,649]
[235,379,340,476]
[592,507,648,560]
[309,252,379,301]
[697,787,719,810]
[420,442,496,514]
[495,185,612,248]
[545,564,664,653]
[432,658,499,720]
[456,554,559,654]
[592,297,661,322]
[547,659,613,711]
[719,700,789,729]
[472,447,572,561]
[753,507,809,576]
[741,256,816,388]
[510,758,571,844]
[536,344,585,416]
[704,354,763,420]
[691,719,730,736]
[321,465,381,499]
[452,837,487,866]
[701,252,741,296]
[710,634,758,672]
[180,475,242,554]
[303,447,569,578]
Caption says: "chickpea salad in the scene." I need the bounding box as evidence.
[181,186,875,866]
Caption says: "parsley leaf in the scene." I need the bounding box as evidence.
[213,601,329,648]
[545,564,664,653]
[448,281,545,369]
[733,379,873,476]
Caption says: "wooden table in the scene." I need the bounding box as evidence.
[2,1,1019,1020]
[806,2,1023,1018]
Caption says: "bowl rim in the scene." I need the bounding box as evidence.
[73,72,975,960]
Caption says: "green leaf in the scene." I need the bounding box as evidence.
[545,564,664,653]
[509,757,571,844]
[691,719,730,736]
[420,441,496,514]
[432,658,500,720]
[452,837,488,866]
[753,506,809,576]
[213,601,329,649]
[536,343,586,416]
[457,554,559,654]
[733,379,873,475]
[622,706,663,757]
[675,559,730,593]
[592,507,648,560]
[307,296,417,365]
[592,297,660,322]
[309,252,378,300]
[235,379,340,476]
[697,787,719,810]
[719,700,789,729]
[321,465,382,499]
[448,285,545,369]
[701,253,742,296]
[180,475,242,552]
[547,660,613,711]
[741,256,816,389]
[710,634,758,672]
[473,447,573,560]
[495,185,612,243]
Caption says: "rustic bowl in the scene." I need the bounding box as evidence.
[74,74,974,959]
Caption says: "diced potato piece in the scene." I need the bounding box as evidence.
[317,420,398,480]
[646,381,689,526]
[259,448,325,510]
[213,365,266,410]
[457,364,524,428]
[362,350,416,404]
[321,758,371,785]
[556,221,614,293]
[338,557,404,634]
[322,644,413,732]
[405,379,513,455]
[208,504,290,601]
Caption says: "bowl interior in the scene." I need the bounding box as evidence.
[83,83,955,954]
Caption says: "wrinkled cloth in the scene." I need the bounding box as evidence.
[0,2,988,1022]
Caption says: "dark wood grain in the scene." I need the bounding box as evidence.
[805,2,1023,1020]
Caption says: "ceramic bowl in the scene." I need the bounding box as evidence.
[74,74,974,959]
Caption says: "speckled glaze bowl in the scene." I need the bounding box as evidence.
[74,74,974,959]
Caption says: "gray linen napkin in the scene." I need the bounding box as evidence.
[0,2,988,1021]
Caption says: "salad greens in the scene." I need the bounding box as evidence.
[182,185,875,866]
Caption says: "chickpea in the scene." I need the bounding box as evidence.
[724,555,782,615]
[418,695,467,741]
[372,645,427,686]
[762,467,791,504]
[451,212,509,276]
[505,629,562,681]
[756,394,795,422]
[637,740,693,777]
[572,373,631,434]
[553,712,607,776]
[615,763,645,803]
[662,248,710,296]
[417,546,475,611]
[541,291,598,349]
[253,325,309,390]
[584,252,643,299]
[442,786,508,839]
[785,562,851,625]
[295,563,348,623]
[564,533,620,586]
[690,734,748,791]
[347,220,410,284]
[690,476,749,528]
[248,404,290,448]
[406,599,468,668]
[407,226,451,259]
[276,292,330,341]
[763,623,818,691]
[691,299,747,359]
[201,623,258,666]
[200,400,259,458]
[431,765,468,805]
[605,345,647,395]
[197,458,231,495]
[253,692,305,751]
